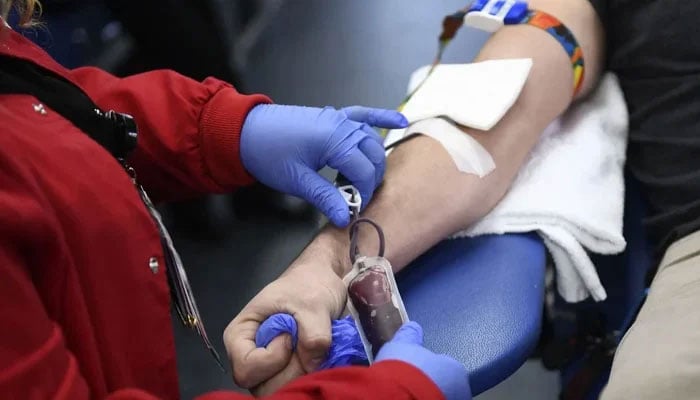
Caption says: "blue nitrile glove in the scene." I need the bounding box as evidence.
[375,321,471,400]
[256,313,368,369]
[240,105,408,227]
[256,313,298,350]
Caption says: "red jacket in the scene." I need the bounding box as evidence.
[0,28,442,400]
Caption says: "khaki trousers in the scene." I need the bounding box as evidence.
[600,230,700,399]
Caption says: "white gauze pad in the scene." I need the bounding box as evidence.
[386,118,495,177]
[401,59,533,131]
[384,58,532,176]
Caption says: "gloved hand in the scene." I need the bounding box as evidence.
[376,321,471,400]
[255,313,368,370]
[240,105,408,227]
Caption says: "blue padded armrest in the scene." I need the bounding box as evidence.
[396,233,546,395]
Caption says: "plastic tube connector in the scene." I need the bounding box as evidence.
[339,185,362,217]
[464,0,529,32]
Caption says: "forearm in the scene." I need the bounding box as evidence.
[292,0,604,277]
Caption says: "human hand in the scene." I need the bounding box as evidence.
[239,105,408,227]
[376,322,471,400]
[223,263,347,395]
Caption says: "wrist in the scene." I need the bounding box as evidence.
[291,227,353,278]
[200,88,270,187]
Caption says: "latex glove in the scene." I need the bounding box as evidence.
[255,313,367,370]
[376,322,471,400]
[255,313,298,349]
[240,105,408,227]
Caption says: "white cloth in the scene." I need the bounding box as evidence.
[452,73,629,302]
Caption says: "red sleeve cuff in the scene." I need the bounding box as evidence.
[371,360,446,399]
[198,85,272,189]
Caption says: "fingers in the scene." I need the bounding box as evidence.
[358,122,385,146]
[293,308,334,373]
[252,353,306,398]
[358,137,386,188]
[296,167,350,226]
[342,106,409,129]
[224,318,294,389]
[390,321,424,345]
[327,150,377,208]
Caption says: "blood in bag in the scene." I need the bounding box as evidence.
[345,256,408,360]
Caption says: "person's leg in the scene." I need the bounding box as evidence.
[600,230,700,399]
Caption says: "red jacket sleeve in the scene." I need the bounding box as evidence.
[259,361,445,400]
[69,67,272,202]
[196,361,444,400]
[98,362,445,400]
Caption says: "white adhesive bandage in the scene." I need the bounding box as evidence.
[401,58,532,131]
[386,118,495,177]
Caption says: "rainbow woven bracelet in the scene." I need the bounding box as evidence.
[519,9,585,96]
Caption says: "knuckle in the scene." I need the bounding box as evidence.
[327,276,347,299]
[308,187,335,209]
[222,324,235,345]
[334,118,360,137]
[297,172,322,198]
[297,168,316,187]
[358,166,375,183]
[341,105,358,116]
[365,109,378,124]
[302,334,332,351]
[305,289,330,307]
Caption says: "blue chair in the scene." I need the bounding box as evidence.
[397,233,547,395]
[397,175,652,397]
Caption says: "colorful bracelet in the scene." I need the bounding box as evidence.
[519,9,585,96]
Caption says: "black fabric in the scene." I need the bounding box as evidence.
[0,55,135,159]
[587,0,700,256]
[104,0,241,86]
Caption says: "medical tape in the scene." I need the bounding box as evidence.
[393,118,495,177]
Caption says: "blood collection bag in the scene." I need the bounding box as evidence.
[344,255,409,363]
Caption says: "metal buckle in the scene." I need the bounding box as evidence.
[104,110,138,159]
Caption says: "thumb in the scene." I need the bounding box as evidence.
[390,321,424,345]
[298,168,350,227]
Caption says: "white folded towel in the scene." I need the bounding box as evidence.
[452,73,629,302]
